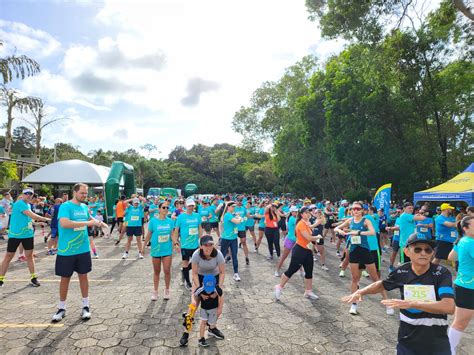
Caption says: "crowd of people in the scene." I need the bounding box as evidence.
[0,186,473,353]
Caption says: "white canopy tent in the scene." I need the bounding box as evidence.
[23,159,112,185]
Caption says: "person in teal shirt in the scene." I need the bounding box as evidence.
[122,197,146,260]
[245,201,257,251]
[198,200,212,233]
[275,206,298,276]
[366,208,383,276]
[447,215,474,354]
[398,202,426,263]
[0,188,50,288]
[255,202,266,253]
[52,183,107,323]
[415,205,434,240]
[143,201,178,301]
[220,201,243,281]
[173,199,202,289]
[433,203,458,265]
[235,199,250,265]
[209,198,220,239]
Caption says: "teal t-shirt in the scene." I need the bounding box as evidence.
[416,217,433,240]
[234,206,247,232]
[436,215,457,243]
[89,202,99,217]
[149,217,174,257]
[393,217,400,241]
[175,212,200,249]
[398,213,415,248]
[198,205,212,223]
[365,214,379,251]
[222,212,237,240]
[454,237,474,289]
[148,204,159,220]
[338,207,346,220]
[57,201,91,256]
[125,205,144,227]
[8,200,33,239]
[287,215,296,242]
[209,205,218,223]
[246,206,256,227]
[258,208,265,228]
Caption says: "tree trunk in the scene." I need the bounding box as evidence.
[36,128,41,160]
[4,104,14,154]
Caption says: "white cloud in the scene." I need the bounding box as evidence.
[0,20,61,58]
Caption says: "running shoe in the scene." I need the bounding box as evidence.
[255,247,259,254]
[184,282,192,290]
[321,265,329,271]
[138,252,144,259]
[386,307,395,315]
[0,235,5,240]
[313,255,318,262]
[233,273,241,282]
[93,253,99,259]
[361,270,369,278]
[30,277,40,287]
[339,269,345,277]
[336,250,341,256]
[274,285,282,300]
[198,337,209,347]
[81,306,91,320]
[274,270,280,277]
[114,240,120,246]
[266,255,273,261]
[52,309,66,322]
[164,289,170,300]
[388,265,395,274]
[151,291,158,301]
[17,255,26,262]
[0,280,3,287]
[349,303,358,315]
[239,243,242,249]
[299,270,305,278]
[179,332,189,347]
[208,326,225,339]
[245,257,250,265]
[180,269,185,285]
[122,252,128,259]
[44,236,48,243]
[304,291,319,300]
[225,256,231,264]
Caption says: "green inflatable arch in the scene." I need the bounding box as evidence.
[105,161,136,220]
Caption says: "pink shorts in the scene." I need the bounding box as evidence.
[283,237,296,250]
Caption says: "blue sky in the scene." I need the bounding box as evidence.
[0,0,345,159]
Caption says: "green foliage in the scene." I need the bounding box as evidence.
[0,161,19,183]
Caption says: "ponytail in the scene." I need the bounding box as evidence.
[455,216,474,244]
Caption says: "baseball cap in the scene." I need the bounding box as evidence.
[303,199,311,204]
[309,204,317,210]
[403,202,413,208]
[300,206,311,214]
[22,188,34,194]
[132,198,140,204]
[200,235,215,245]
[203,274,216,293]
[341,200,347,204]
[289,206,298,212]
[440,203,454,211]
[185,199,196,207]
[406,233,436,248]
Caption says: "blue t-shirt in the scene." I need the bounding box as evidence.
[8,200,33,239]
[57,201,91,256]
[175,212,200,249]
[125,205,144,227]
[398,213,415,248]
[149,217,174,257]
[209,205,218,223]
[416,217,433,240]
[234,206,247,232]
[287,215,296,242]
[338,207,346,220]
[435,215,457,243]
[258,208,265,228]
[50,204,61,229]
[198,205,212,223]
[148,203,159,220]
[379,214,387,230]
[393,217,400,241]
[89,202,99,217]
[246,206,256,227]
[222,212,237,240]
[365,215,379,251]
[454,237,474,290]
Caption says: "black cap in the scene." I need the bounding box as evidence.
[200,235,215,246]
[299,206,311,214]
[403,202,413,208]
[406,233,436,248]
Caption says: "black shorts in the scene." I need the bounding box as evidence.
[371,250,380,271]
[87,227,94,237]
[349,246,374,265]
[7,237,34,252]
[201,222,211,232]
[245,225,254,232]
[209,222,219,229]
[55,252,92,277]
[258,226,265,232]
[392,239,400,252]
[336,232,346,240]
[454,285,474,310]
[181,247,198,261]
[278,219,287,231]
[126,226,142,237]
[435,240,453,260]
[237,231,246,239]
[316,236,324,246]
[116,217,124,223]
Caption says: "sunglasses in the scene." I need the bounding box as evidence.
[413,246,434,254]
[352,207,362,211]
[202,243,214,247]
[161,206,169,210]
[24,192,34,196]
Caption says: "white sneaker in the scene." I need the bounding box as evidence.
[164,289,170,300]
[349,304,358,315]
[361,270,369,278]
[81,306,91,320]
[299,270,305,278]
[274,270,280,277]
[339,269,345,277]
[304,291,319,300]
[233,273,241,282]
[138,252,144,259]
[151,291,158,301]
[122,252,128,259]
[52,309,66,322]
[321,265,329,271]
[386,307,395,315]
[274,285,282,300]
[313,255,318,262]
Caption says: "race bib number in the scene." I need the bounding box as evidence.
[404,285,436,303]
[306,242,313,249]
[74,226,86,232]
[394,231,400,236]
[233,228,238,234]
[243,217,247,222]
[351,235,361,245]
[451,231,456,238]
[201,217,207,222]
[28,222,33,229]
[131,216,139,221]
[158,234,170,243]
[189,227,198,236]
[420,227,428,233]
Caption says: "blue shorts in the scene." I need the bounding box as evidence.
[51,227,58,239]
[55,252,92,277]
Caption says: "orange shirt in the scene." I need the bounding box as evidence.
[116,201,126,218]
[264,211,278,228]
[295,220,312,249]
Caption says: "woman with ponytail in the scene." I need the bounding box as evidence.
[447,215,474,354]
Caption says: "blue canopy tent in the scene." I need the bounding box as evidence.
[413,163,474,206]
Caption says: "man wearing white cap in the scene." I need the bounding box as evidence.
[0,188,51,287]
[122,196,146,260]
[173,198,202,289]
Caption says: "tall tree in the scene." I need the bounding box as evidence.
[0,40,40,84]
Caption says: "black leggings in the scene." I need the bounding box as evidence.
[110,219,117,233]
[264,227,280,257]
[284,244,313,279]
